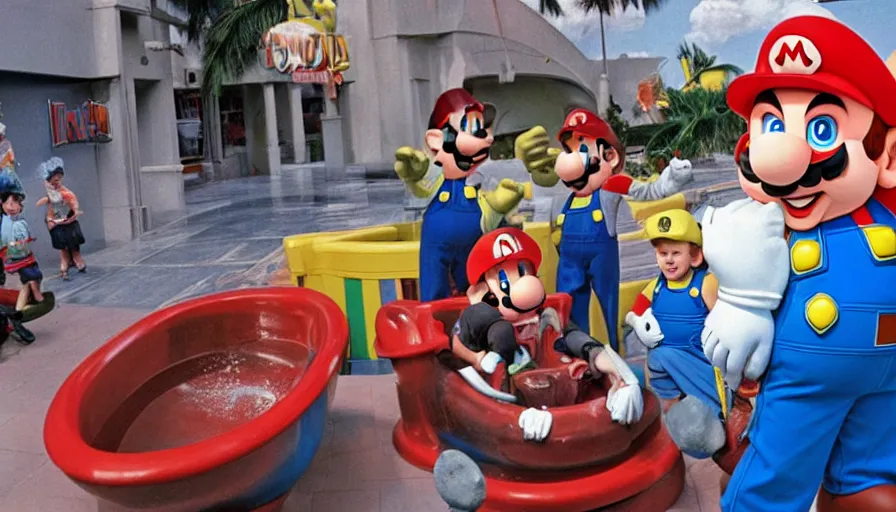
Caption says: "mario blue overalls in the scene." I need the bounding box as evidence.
[556,191,620,350]
[419,178,485,302]
[723,197,896,512]
[648,267,728,457]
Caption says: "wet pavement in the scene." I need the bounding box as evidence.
[43,160,743,310]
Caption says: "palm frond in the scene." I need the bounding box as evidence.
[200,0,288,97]
[645,87,745,160]
[577,0,669,16]
[169,0,234,42]
[538,0,564,17]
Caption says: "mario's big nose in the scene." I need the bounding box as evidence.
[749,133,812,186]
[509,275,545,311]
[554,151,588,182]
[456,132,493,155]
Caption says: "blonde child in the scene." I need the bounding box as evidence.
[625,209,730,458]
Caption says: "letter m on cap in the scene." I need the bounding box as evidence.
[769,35,822,75]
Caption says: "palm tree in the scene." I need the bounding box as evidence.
[576,0,669,111]
[537,0,564,16]
[578,1,668,76]
[171,0,313,96]
[677,42,743,91]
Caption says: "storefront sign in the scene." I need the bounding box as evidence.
[48,100,112,147]
[262,16,350,100]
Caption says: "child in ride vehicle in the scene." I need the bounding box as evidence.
[449,227,644,442]
[625,209,730,458]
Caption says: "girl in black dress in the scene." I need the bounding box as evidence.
[36,157,85,281]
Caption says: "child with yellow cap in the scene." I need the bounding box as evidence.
[625,208,730,459]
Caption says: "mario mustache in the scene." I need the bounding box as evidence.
[563,154,603,190]
[438,126,491,171]
[738,144,849,197]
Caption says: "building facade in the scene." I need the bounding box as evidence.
[170,0,663,177]
[336,0,663,167]
[0,0,186,263]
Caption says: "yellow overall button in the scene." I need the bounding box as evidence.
[805,293,838,335]
[438,191,450,202]
[862,225,896,260]
[592,209,604,223]
[689,287,700,298]
[556,214,565,226]
[791,239,821,274]
[464,186,477,199]
[570,195,592,209]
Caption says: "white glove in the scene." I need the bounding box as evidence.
[667,157,694,187]
[518,407,553,441]
[625,309,664,349]
[702,300,775,390]
[479,351,503,374]
[701,198,789,309]
[607,384,644,425]
[700,198,789,390]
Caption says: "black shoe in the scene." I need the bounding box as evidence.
[11,320,35,345]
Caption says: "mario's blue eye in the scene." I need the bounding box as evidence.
[474,118,482,133]
[578,143,588,153]
[518,262,527,276]
[806,115,838,150]
[460,116,468,132]
[762,113,785,133]
[498,269,510,293]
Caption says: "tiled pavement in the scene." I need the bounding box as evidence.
[0,304,724,512]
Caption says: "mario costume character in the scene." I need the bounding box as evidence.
[625,209,731,459]
[700,16,896,512]
[514,110,694,350]
[450,227,644,442]
[394,88,530,302]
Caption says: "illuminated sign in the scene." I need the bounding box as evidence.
[48,100,111,147]
[262,16,350,99]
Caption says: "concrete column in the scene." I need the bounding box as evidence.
[91,78,144,242]
[262,83,281,175]
[288,83,307,163]
[321,95,345,169]
[597,74,611,115]
[202,93,221,181]
[139,78,186,226]
[241,84,256,176]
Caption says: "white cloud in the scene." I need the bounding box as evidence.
[519,0,647,40]
[687,0,837,46]
[621,51,650,58]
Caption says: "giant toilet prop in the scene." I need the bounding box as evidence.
[44,288,347,512]
[376,294,685,511]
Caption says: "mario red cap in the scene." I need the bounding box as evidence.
[557,109,625,169]
[466,227,543,285]
[727,16,896,127]
[428,88,497,130]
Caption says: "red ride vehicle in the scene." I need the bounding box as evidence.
[375,228,685,512]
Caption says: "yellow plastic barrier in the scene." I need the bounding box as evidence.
[283,221,558,361]
[283,197,679,361]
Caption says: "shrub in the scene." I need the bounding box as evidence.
[644,87,745,161]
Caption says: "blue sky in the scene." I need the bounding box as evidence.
[522,0,895,89]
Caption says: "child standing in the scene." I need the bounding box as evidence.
[625,208,729,459]
[36,157,85,280]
